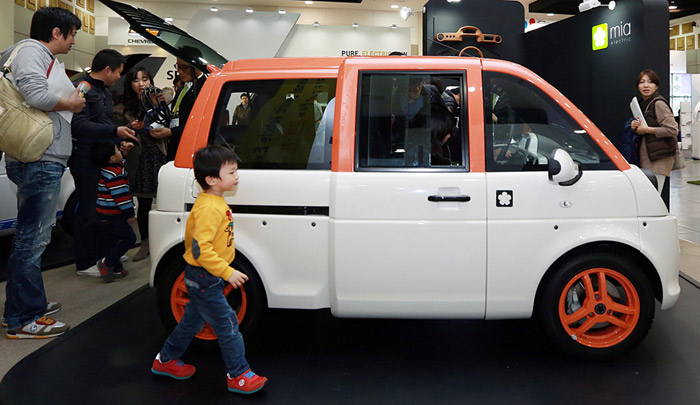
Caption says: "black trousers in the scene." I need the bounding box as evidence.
[69,156,105,270]
[661,175,670,211]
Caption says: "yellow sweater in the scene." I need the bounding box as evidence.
[183,192,235,280]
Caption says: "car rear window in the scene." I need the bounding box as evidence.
[209,79,337,170]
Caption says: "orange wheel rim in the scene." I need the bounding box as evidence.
[558,268,640,348]
[170,272,248,340]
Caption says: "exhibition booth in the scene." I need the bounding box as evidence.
[2,0,700,403]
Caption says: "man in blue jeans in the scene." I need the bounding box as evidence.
[1,7,85,338]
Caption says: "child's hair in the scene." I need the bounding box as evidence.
[193,145,240,190]
[91,142,117,167]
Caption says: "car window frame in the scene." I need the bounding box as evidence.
[482,71,616,173]
[354,70,469,173]
[207,77,338,170]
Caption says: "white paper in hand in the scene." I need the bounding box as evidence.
[630,97,647,127]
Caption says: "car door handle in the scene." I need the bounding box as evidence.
[428,195,471,202]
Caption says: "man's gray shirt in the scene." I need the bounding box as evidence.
[1,39,72,166]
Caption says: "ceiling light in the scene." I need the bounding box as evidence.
[400,6,413,20]
[546,13,554,16]
[245,6,253,13]
[164,17,174,22]
[279,8,286,14]
[210,6,219,12]
[390,4,399,9]
[446,0,461,3]
[352,22,359,28]
[669,1,678,10]
[305,0,313,4]
[313,21,320,27]
[390,24,398,29]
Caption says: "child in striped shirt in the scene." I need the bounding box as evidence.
[90,142,137,283]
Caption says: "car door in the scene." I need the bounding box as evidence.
[481,67,640,319]
[0,153,18,236]
[330,70,487,318]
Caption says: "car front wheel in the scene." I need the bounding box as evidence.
[539,253,655,360]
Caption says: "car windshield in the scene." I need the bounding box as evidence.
[99,0,228,72]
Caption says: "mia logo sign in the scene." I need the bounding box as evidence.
[592,21,632,51]
[592,23,608,50]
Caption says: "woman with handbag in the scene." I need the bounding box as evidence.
[630,69,678,210]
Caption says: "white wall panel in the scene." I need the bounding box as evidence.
[277,25,410,57]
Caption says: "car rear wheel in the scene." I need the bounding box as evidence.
[539,253,654,360]
[156,254,266,342]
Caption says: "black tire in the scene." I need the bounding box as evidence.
[59,192,78,236]
[538,252,655,360]
[156,253,267,343]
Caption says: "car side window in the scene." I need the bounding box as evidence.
[356,72,466,170]
[209,79,336,170]
[483,71,614,172]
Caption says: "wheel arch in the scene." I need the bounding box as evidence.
[534,241,662,314]
[153,243,186,287]
[152,242,267,296]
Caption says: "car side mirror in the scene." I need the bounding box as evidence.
[548,148,583,186]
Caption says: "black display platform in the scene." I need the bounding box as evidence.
[2,279,700,404]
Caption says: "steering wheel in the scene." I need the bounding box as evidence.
[503,145,541,166]
[495,124,522,161]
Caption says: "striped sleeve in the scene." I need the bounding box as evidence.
[96,162,135,217]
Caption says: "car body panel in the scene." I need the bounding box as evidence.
[107,0,678,340]
[0,153,75,237]
[146,55,680,320]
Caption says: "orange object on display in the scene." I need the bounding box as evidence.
[435,26,503,44]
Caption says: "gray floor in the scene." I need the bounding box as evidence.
[671,158,700,244]
[1,160,700,383]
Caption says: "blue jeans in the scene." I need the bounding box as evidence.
[98,216,136,272]
[159,265,250,377]
[4,161,63,330]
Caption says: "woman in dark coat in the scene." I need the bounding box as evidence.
[114,66,166,261]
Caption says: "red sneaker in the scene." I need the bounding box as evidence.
[151,354,196,380]
[227,369,268,394]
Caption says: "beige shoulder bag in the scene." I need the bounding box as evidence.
[0,44,54,162]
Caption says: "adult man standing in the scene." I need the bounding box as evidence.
[150,48,207,161]
[232,93,251,126]
[2,7,85,339]
[71,49,136,276]
[441,87,460,116]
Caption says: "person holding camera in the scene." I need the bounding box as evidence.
[70,49,137,277]
[150,48,206,161]
[113,66,166,261]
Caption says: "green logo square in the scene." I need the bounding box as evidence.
[592,23,608,50]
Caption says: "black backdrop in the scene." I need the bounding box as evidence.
[524,0,670,146]
[423,0,525,64]
[424,0,670,148]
